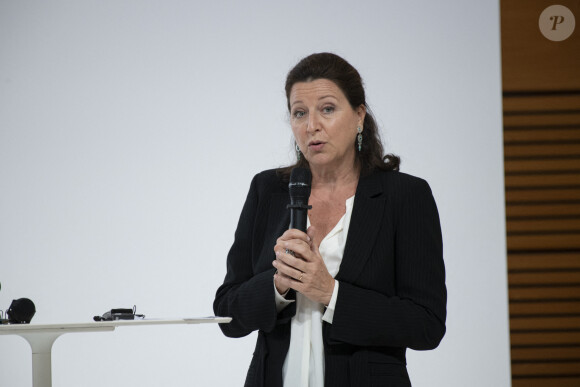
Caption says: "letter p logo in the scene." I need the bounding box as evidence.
[539,5,576,41]
[550,15,565,30]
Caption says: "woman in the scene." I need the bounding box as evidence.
[214,53,446,387]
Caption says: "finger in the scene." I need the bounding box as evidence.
[274,238,311,259]
[273,270,291,294]
[275,249,307,272]
[277,229,311,244]
[274,273,305,292]
[274,242,305,256]
[273,259,304,281]
[282,239,314,262]
[274,272,300,292]
[275,229,312,258]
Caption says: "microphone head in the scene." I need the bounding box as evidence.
[7,298,36,324]
[289,167,312,203]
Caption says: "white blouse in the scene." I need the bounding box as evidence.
[274,195,355,387]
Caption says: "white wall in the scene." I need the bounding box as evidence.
[0,1,510,386]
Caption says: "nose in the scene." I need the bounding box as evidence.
[306,112,320,134]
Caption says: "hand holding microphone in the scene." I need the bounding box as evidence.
[273,168,336,304]
[273,168,312,294]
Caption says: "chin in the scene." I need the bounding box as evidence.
[307,158,336,169]
[306,154,328,163]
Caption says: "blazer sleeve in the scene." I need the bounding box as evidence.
[327,178,446,350]
[213,173,296,338]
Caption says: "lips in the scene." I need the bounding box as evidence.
[308,140,325,151]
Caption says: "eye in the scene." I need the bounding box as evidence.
[293,110,306,119]
[322,105,335,114]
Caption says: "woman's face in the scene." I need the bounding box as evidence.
[289,79,365,173]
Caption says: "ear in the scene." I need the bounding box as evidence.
[355,104,366,129]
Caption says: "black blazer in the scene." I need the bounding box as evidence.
[214,169,446,387]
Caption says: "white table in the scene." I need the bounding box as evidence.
[0,317,231,387]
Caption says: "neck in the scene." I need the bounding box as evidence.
[310,160,360,192]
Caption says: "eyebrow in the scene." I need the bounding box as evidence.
[290,94,338,108]
[318,95,338,101]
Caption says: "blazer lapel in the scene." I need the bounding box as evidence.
[258,192,291,266]
[270,192,291,231]
[335,172,386,283]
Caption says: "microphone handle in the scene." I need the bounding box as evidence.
[289,207,308,233]
[286,204,311,257]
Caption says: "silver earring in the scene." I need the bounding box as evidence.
[357,127,363,152]
[295,142,301,160]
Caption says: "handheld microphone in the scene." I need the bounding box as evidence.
[287,167,312,233]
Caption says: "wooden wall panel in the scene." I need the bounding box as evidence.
[504,90,580,383]
[509,252,580,269]
[501,2,580,385]
[501,0,580,92]
[513,379,580,387]
[510,286,580,300]
[503,94,580,111]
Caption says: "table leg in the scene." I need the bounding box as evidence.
[20,332,62,387]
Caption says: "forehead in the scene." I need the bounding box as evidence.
[289,79,347,104]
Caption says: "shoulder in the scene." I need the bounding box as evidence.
[247,168,287,196]
[365,170,432,194]
[366,171,440,225]
[359,170,437,210]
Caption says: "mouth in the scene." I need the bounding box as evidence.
[308,141,325,152]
